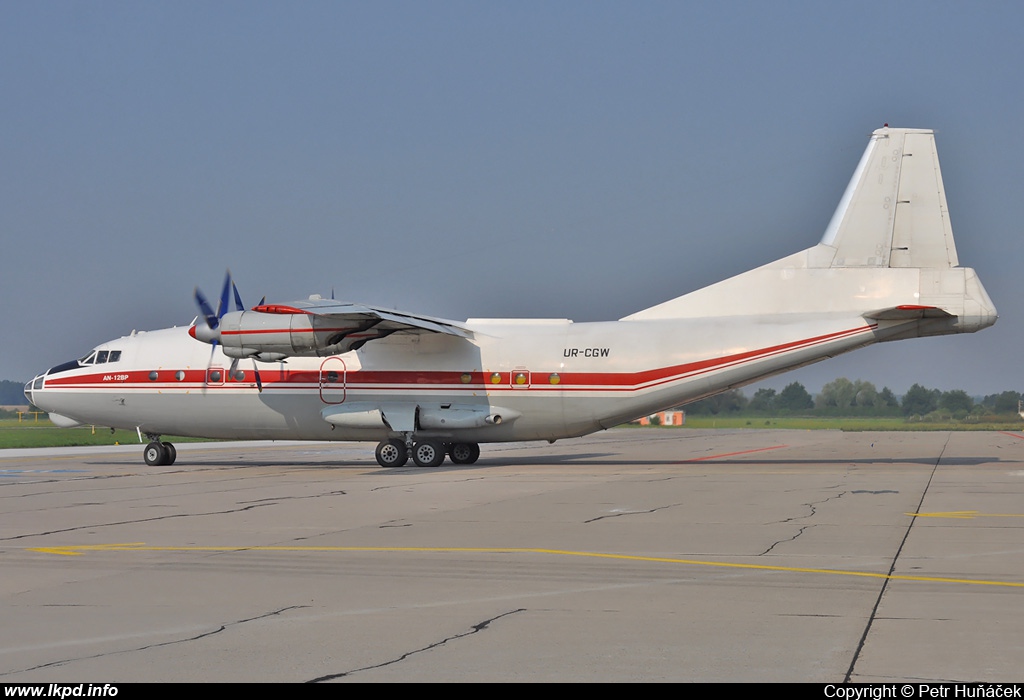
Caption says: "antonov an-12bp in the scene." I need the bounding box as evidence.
[26,127,997,468]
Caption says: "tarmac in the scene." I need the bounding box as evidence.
[1,428,1022,682]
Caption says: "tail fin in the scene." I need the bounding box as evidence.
[821,127,958,269]
[623,127,996,335]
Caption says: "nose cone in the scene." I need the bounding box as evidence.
[190,321,220,344]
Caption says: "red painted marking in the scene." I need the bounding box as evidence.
[251,304,312,315]
[895,305,937,311]
[676,444,790,463]
[219,327,367,336]
[41,324,876,394]
[999,431,1024,440]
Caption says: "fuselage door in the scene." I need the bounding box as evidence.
[319,357,347,404]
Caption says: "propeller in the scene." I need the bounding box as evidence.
[192,270,264,393]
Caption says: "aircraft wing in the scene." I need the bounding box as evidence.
[196,298,475,359]
[278,299,474,352]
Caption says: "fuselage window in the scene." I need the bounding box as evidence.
[108,350,121,362]
[80,351,97,365]
[96,351,109,364]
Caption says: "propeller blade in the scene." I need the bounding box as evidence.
[217,270,232,320]
[252,360,263,393]
[232,282,245,313]
[194,287,219,329]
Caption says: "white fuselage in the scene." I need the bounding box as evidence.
[29,310,910,443]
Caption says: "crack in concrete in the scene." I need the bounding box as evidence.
[0,502,275,542]
[584,503,684,523]
[760,525,812,555]
[306,608,526,682]
[760,492,846,555]
[2,605,308,677]
[239,490,347,504]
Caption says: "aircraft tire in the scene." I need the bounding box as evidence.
[144,441,168,466]
[448,442,480,465]
[412,440,445,468]
[375,439,408,468]
[162,442,177,465]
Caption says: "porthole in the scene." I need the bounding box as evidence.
[148,371,158,381]
[549,373,560,384]
[209,370,222,383]
[514,372,528,385]
[490,373,501,384]
[460,373,472,384]
[232,370,245,381]
[175,370,185,381]
[326,371,339,383]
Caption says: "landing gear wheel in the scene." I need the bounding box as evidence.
[412,440,445,468]
[375,439,408,468]
[162,442,177,465]
[449,442,480,465]
[144,441,168,466]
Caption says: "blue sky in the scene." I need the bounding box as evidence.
[2,1,1022,395]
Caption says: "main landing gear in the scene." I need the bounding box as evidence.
[374,438,480,468]
[143,436,177,466]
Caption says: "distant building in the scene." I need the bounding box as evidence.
[635,410,686,426]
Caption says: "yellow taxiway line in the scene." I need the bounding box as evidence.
[25,542,1024,589]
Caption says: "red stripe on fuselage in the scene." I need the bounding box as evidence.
[219,328,370,336]
[40,323,876,393]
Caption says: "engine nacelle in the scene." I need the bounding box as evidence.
[191,308,367,358]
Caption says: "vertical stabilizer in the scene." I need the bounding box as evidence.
[820,127,958,269]
[623,126,994,328]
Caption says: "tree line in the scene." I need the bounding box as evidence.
[684,379,1023,420]
[0,380,27,406]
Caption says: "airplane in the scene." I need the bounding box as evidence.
[25,127,998,468]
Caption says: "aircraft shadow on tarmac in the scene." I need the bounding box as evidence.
[105,453,1007,472]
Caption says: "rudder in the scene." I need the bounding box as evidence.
[820,127,959,269]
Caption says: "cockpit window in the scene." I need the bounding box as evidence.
[78,349,122,365]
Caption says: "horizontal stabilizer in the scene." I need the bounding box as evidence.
[864,305,955,321]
